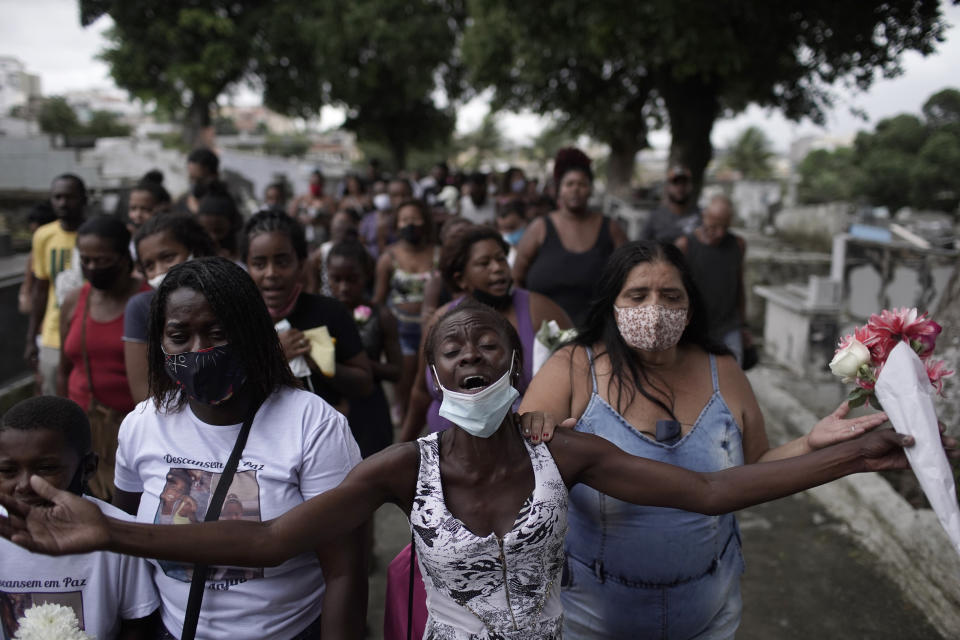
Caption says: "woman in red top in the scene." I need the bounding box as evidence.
[58,216,149,501]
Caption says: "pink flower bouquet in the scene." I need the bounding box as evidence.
[829,307,952,408]
[833,307,960,557]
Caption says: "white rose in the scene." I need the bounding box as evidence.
[829,339,871,381]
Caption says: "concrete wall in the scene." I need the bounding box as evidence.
[0,137,98,193]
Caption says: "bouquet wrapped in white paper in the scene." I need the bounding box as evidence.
[830,307,958,558]
[875,342,960,557]
[532,320,577,375]
[14,603,93,640]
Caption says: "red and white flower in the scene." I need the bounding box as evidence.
[832,307,949,406]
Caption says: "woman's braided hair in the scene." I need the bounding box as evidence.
[147,257,297,412]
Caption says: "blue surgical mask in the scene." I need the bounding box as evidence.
[432,352,519,438]
[502,229,524,246]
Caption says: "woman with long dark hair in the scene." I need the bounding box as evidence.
[519,240,897,639]
[116,257,363,639]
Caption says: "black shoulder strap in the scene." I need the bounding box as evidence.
[180,399,261,640]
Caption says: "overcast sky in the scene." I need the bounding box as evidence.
[2,0,958,152]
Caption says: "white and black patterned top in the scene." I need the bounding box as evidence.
[412,431,568,640]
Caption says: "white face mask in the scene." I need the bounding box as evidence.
[373,193,391,211]
[432,352,520,438]
[147,254,193,289]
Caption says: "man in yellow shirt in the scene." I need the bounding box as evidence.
[24,174,87,395]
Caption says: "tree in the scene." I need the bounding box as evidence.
[80,1,310,147]
[922,88,960,132]
[853,115,930,212]
[463,1,947,196]
[85,110,131,138]
[526,121,576,168]
[456,112,505,169]
[463,2,659,194]
[37,97,80,137]
[302,0,465,169]
[724,126,775,179]
[82,0,464,165]
[910,131,960,212]
[796,148,862,205]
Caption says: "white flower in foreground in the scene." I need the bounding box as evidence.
[14,603,93,640]
[829,338,871,382]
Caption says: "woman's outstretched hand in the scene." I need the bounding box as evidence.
[808,401,888,450]
[0,476,110,555]
[517,412,577,443]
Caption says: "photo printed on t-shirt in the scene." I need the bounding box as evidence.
[154,468,264,587]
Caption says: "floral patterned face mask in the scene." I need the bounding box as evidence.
[614,304,688,351]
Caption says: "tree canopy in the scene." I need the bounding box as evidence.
[463,0,948,194]
[797,88,960,213]
[37,96,130,140]
[81,0,463,166]
[723,127,775,180]
[37,97,81,137]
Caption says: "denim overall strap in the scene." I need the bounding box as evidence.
[709,353,719,393]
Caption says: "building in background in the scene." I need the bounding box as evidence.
[0,56,42,115]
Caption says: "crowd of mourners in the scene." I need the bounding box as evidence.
[0,145,941,640]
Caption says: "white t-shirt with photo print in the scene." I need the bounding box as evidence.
[115,386,362,640]
[0,496,159,640]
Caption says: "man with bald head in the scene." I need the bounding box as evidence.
[676,194,748,365]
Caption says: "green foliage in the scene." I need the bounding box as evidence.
[797,148,862,205]
[81,1,276,144]
[526,122,577,167]
[463,1,947,192]
[922,88,960,131]
[301,0,465,169]
[36,98,130,139]
[84,110,131,137]
[262,134,312,158]
[462,1,658,181]
[724,126,775,179]
[82,0,463,165]
[456,112,505,169]
[797,87,960,213]
[910,130,960,211]
[37,97,80,136]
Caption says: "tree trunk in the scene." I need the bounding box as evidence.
[183,97,213,149]
[606,137,642,198]
[660,76,722,201]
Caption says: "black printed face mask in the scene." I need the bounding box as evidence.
[162,344,247,405]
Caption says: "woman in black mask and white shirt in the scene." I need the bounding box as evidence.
[111,258,365,640]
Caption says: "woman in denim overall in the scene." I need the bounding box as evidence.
[520,241,889,639]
